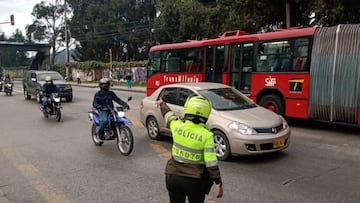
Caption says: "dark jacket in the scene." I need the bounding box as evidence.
[92,90,127,110]
[42,83,59,96]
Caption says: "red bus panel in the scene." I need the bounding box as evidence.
[146,73,203,96]
[251,73,311,118]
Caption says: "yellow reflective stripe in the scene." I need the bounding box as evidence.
[172,145,203,161]
[205,160,218,167]
[173,155,205,164]
[164,111,176,128]
[204,147,215,153]
[173,142,203,154]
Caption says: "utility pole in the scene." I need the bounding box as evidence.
[286,0,291,28]
[109,48,113,85]
[64,0,70,80]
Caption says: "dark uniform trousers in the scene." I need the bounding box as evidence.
[166,174,207,203]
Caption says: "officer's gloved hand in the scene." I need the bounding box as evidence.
[124,105,130,110]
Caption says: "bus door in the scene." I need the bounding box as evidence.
[205,45,225,83]
[229,43,254,93]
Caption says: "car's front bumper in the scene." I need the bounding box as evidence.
[228,127,291,155]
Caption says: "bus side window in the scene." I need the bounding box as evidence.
[165,52,180,72]
[293,38,309,71]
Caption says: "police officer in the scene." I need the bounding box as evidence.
[156,96,223,203]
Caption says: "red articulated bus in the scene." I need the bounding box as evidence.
[146,24,360,125]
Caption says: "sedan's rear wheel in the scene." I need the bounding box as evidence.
[146,116,161,140]
[213,130,231,161]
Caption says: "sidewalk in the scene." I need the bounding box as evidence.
[70,81,146,94]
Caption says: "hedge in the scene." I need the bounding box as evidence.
[51,60,147,76]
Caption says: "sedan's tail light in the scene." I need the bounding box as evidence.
[140,100,144,109]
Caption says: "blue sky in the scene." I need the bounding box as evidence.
[0,0,41,37]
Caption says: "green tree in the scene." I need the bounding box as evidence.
[67,0,156,62]
[26,0,67,65]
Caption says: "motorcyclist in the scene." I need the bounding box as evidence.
[92,78,129,142]
[42,76,59,112]
[4,74,12,84]
[156,96,224,203]
[3,74,13,93]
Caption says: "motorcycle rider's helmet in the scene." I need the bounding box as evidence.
[183,96,212,124]
[45,76,52,84]
[99,78,110,91]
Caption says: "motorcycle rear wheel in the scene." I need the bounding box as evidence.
[55,108,61,122]
[91,124,103,146]
[116,125,133,156]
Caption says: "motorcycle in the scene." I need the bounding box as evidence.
[4,83,13,96]
[89,97,134,156]
[40,93,62,122]
[0,80,3,92]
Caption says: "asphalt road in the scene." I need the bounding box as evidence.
[0,83,359,203]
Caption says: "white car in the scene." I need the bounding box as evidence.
[140,82,290,160]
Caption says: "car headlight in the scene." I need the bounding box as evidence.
[229,122,257,135]
[280,116,289,129]
[64,84,72,89]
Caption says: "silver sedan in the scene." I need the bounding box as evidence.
[140,82,291,160]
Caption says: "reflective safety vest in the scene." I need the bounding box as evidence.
[165,112,218,168]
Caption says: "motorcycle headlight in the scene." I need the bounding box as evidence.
[229,122,257,135]
[117,111,125,118]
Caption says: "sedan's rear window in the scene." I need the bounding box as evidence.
[198,88,256,110]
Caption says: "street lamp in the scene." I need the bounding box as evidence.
[10,14,14,25]
[0,14,15,25]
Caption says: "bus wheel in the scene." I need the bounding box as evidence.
[258,94,284,115]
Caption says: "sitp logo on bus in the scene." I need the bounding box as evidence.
[265,76,276,87]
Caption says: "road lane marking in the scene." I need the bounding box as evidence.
[149,142,171,159]
[126,114,143,127]
[0,137,71,203]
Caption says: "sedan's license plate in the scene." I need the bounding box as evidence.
[273,138,285,148]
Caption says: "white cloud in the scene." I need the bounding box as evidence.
[0,0,42,37]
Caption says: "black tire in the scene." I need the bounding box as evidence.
[91,124,104,146]
[43,111,49,118]
[24,89,31,100]
[55,108,61,122]
[116,125,134,156]
[213,130,231,161]
[66,95,73,102]
[146,116,161,140]
[258,94,285,115]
